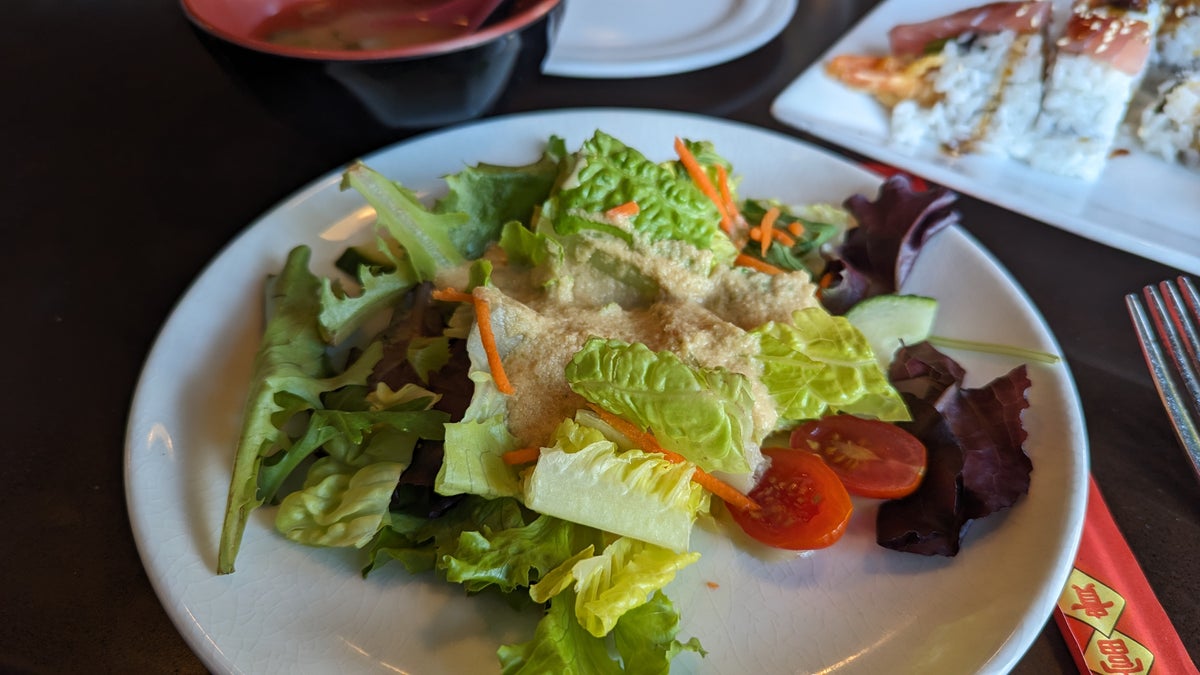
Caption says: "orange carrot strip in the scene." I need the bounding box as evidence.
[716,164,742,228]
[748,227,762,242]
[759,207,780,256]
[586,404,760,513]
[734,253,784,275]
[502,447,542,465]
[772,228,796,248]
[787,220,805,237]
[431,288,474,303]
[470,294,514,395]
[674,137,730,230]
[605,200,640,219]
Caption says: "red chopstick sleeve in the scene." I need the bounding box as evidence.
[1052,476,1198,674]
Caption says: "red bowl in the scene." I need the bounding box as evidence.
[181,0,565,128]
[181,0,562,62]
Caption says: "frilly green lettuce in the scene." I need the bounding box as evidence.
[753,306,910,422]
[564,338,758,475]
[275,459,405,548]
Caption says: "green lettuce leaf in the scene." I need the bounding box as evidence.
[498,590,703,675]
[754,306,910,422]
[341,163,469,281]
[363,495,529,577]
[523,432,708,552]
[275,459,405,548]
[612,591,707,674]
[218,245,372,574]
[564,338,758,475]
[531,536,700,638]
[499,590,624,675]
[436,139,566,258]
[442,515,603,593]
[318,243,417,345]
[541,132,722,250]
[436,369,524,499]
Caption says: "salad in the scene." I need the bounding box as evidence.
[215,131,1036,673]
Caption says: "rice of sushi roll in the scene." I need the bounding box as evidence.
[826,2,1051,158]
[1137,70,1200,165]
[1020,0,1165,179]
[1157,0,1200,71]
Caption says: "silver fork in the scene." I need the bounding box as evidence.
[1126,276,1200,482]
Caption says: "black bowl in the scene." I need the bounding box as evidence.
[183,0,564,129]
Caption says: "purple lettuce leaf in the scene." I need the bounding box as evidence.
[820,175,960,314]
[876,342,1032,555]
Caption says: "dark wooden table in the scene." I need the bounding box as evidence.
[4,0,1197,672]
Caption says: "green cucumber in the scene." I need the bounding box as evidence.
[845,294,938,370]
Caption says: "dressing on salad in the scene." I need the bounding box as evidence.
[214,130,1034,673]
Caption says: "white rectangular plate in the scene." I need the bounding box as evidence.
[771,0,1200,274]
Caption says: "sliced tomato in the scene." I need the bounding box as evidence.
[790,415,926,499]
[728,448,853,550]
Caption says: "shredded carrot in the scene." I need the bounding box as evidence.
[759,207,780,256]
[715,164,742,231]
[787,221,805,237]
[674,137,730,231]
[706,581,720,589]
[502,447,542,465]
[748,227,762,242]
[734,253,784,275]
[470,294,514,395]
[432,287,514,395]
[431,288,474,303]
[818,272,836,290]
[586,404,760,513]
[605,200,640,219]
[772,228,796,248]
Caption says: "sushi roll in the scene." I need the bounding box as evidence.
[1020,0,1165,179]
[1137,70,1200,165]
[1157,0,1200,72]
[826,2,1052,157]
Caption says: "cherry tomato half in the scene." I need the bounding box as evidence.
[790,415,927,499]
[729,448,853,550]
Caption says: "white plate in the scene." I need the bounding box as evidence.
[125,108,1088,675]
[542,0,796,78]
[770,0,1200,275]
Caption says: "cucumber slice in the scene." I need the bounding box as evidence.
[845,294,938,370]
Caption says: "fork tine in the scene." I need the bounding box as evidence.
[1126,283,1200,481]
[1147,279,1200,418]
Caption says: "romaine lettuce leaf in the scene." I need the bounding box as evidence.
[523,436,708,552]
[530,536,700,637]
[540,131,722,250]
[754,306,910,422]
[436,370,524,499]
[564,338,758,475]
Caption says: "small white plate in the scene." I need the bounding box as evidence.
[771,0,1200,275]
[125,108,1087,674]
[542,0,796,78]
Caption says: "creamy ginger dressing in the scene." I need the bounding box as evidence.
[474,229,821,458]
